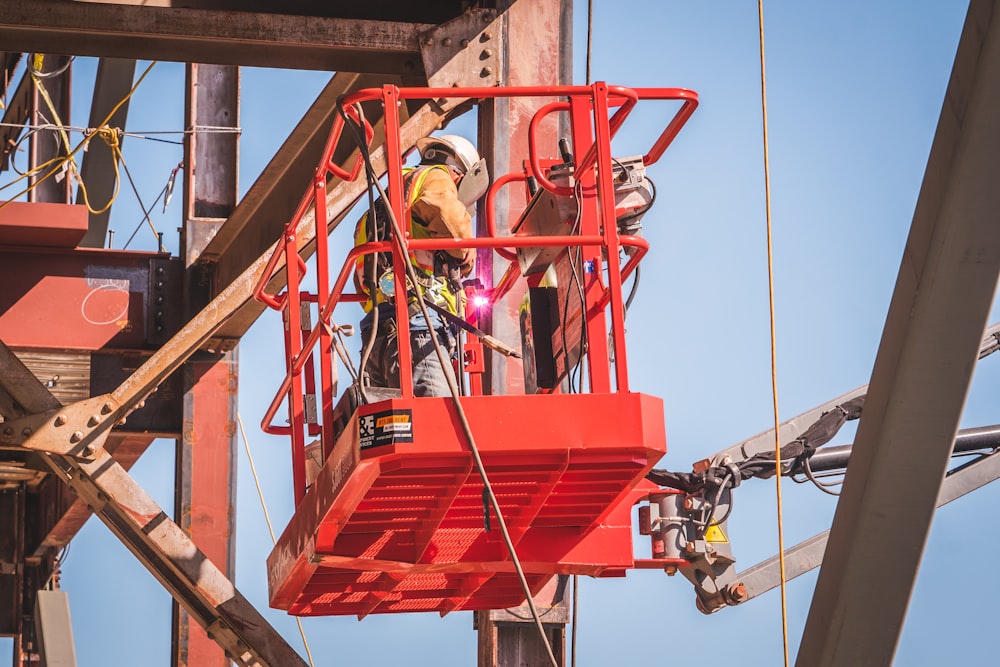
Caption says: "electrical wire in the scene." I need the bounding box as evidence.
[0,60,159,212]
[757,2,791,664]
[237,414,316,667]
[340,104,559,667]
[29,54,74,79]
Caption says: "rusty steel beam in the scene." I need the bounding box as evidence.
[0,66,32,174]
[107,99,459,413]
[0,339,307,666]
[28,54,71,204]
[29,434,155,555]
[77,58,137,248]
[0,1,431,74]
[172,355,238,667]
[173,61,241,667]
[198,71,404,295]
[475,1,570,662]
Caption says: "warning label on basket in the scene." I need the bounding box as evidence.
[359,409,414,450]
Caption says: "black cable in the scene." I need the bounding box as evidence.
[338,102,382,402]
[121,183,168,250]
[624,264,641,314]
[803,456,841,497]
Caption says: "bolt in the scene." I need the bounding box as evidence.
[54,415,68,427]
[482,13,491,23]
[422,36,435,47]
[442,37,452,46]
[137,400,146,410]
[156,295,164,304]
[82,444,96,457]
[481,31,492,41]
[1,426,12,439]
[156,266,165,275]
[102,402,113,415]
[726,583,749,604]
[87,415,100,427]
[21,427,32,437]
[460,38,470,47]
[70,431,84,443]
[481,48,494,59]
[664,565,678,576]
[480,67,493,78]
[155,281,164,289]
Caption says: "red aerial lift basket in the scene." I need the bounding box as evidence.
[254,83,697,616]
[268,393,665,616]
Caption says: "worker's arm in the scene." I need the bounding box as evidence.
[411,168,475,274]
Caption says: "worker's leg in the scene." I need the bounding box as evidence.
[410,327,458,397]
[361,318,400,388]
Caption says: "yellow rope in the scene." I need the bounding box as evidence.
[756,2,791,665]
[0,58,157,218]
[237,414,316,667]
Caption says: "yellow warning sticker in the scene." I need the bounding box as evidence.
[704,524,729,543]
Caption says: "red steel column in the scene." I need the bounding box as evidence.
[173,62,240,667]
[476,1,572,664]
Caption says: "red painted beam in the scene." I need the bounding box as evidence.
[0,201,87,248]
[0,247,181,350]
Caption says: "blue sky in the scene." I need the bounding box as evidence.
[6,1,997,664]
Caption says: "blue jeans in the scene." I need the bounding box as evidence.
[362,317,458,397]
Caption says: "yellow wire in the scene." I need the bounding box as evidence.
[0,59,157,219]
[757,2,791,665]
[237,413,316,667]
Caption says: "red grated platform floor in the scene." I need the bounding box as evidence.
[267,392,666,617]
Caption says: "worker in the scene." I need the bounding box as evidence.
[354,134,489,397]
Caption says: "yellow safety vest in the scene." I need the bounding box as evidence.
[354,165,462,316]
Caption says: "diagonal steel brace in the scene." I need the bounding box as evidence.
[0,340,306,667]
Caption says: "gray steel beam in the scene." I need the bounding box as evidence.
[737,445,1000,602]
[77,58,137,248]
[33,590,78,667]
[797,1,1000,664]
[0,1,431,74]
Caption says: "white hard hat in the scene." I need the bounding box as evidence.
[416,134,481,173]
[416,134,490,208]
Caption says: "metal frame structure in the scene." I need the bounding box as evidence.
[0,0,998,665]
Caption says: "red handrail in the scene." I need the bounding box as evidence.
[251,82,699,502]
